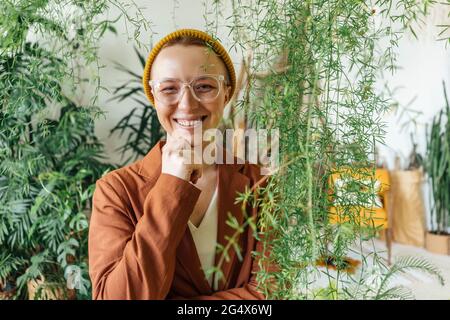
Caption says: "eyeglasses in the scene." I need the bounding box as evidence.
[149,74,227,105]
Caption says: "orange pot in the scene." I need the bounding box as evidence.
[425,232,450,255]
[27,276,76,300]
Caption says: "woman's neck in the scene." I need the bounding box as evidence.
[195,163,217,189]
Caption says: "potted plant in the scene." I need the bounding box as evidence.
[0,0,152,300]
[425,82,450,255]
[0,0,119,299]
[389,135,427,248]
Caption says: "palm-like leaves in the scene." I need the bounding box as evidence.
[374,256,445,300]
[0,1,114,300]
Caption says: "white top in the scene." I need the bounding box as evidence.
[187,184,219,290]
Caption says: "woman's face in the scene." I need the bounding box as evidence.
[150,45,231,145]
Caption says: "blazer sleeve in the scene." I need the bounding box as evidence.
[88,173,201,300]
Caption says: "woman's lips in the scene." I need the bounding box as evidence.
[173,115,207,129]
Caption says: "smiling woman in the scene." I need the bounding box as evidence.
[88,29,277,300]
[149,43,231,146]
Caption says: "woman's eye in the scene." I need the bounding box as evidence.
[160,87,178,94]
[195,84,214,91]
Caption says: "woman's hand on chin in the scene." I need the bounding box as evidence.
[161,132,203,184]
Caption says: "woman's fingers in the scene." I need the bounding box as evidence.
[161,133,204,182]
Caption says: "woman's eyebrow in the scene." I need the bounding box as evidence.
[195,74,214,79]
[158,74,217,81]
[158,77,179,81]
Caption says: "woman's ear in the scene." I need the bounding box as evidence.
[224,86,232,105]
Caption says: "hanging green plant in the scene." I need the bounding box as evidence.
[202,0,447,299]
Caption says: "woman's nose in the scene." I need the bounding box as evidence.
[177,85,199,110]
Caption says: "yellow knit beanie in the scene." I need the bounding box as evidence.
[142,28,236,106]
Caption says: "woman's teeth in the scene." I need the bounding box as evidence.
[175,118,203,127]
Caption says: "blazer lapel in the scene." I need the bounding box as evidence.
[176,229,214,295]
[175,159,251,294]
[213,160,250,292]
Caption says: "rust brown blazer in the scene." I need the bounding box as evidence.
[88,139,273,300]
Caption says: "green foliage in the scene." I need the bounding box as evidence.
[0,2,106,300]
[109,47,163,165]
[202,0,445,299]
[374,256,445,297]
[426,81,450,234]
[306,254,444,300]
[0,252,27,287]
[342,254,444,300]
[0,0,151,299]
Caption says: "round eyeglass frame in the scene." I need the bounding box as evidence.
[149,74,228,105]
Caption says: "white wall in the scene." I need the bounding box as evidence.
[93,1,449,228]
[375,5,450,230]
[376,6,450,169]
